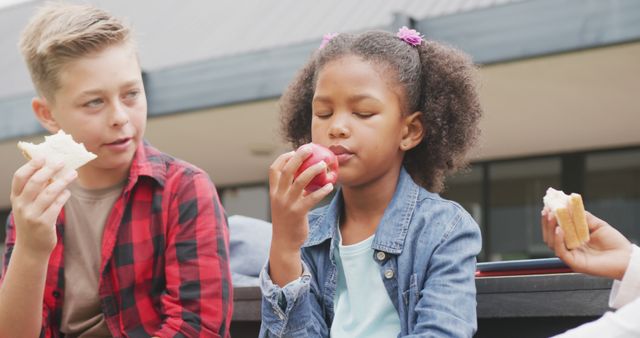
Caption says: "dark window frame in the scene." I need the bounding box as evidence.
[445,145,640,261]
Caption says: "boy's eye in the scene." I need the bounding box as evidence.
[84,98,104,108]
[124,90,140,100]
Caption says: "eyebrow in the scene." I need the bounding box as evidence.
[312,94,332,102]
[313,94,382,105]
[77,80,143,97]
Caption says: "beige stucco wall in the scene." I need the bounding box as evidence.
[0,42,639,209]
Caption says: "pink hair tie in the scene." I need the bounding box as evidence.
[397,26,423,46]
[319,32,338,49]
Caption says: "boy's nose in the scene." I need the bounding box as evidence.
[110,108,129,127]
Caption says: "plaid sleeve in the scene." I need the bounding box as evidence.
[0,213,15,285]
[2,214,52,338]
[153,170,233,338]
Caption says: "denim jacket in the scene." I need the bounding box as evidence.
[260,168,482,337]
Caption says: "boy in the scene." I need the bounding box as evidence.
[0,3,232,337]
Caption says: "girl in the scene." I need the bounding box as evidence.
[260,27,482,337]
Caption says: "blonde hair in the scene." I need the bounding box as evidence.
[19,2,133,101]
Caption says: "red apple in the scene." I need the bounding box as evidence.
[294,143,339,192]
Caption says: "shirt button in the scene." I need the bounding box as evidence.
[376,251,386,261]
[384,269,395,279]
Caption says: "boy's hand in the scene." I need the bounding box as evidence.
[541,208,632,280]
[10,157,76,258]
[268,144,334,286]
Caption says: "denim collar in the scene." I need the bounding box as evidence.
[305,167,420,255]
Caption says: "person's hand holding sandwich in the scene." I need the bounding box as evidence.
[541,188,640,337]
[541,187,632,280]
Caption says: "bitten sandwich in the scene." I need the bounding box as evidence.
[17,130,97,180]
[543,187,590,249]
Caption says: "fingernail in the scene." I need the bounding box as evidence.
[300,145,312,153]
[317,161,327,168]
[52,160,64,168]
[325,183,334,191]
[67,170,77,179]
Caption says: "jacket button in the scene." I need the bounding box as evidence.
[376,251,386,261]
[384,269,395,279]
[52,291,61,299]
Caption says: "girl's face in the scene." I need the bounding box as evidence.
[311,55,412,189]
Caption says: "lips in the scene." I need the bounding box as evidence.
[329,144,352,155]
[106,137,131,145]
[329,144,354,165]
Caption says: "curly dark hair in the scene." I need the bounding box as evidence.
[280,30,481,192]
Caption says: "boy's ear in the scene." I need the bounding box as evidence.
[400,111,425,151]
[32,97,60,133]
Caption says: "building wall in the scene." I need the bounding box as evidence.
[0,42,638,262]
[1,42,637,209]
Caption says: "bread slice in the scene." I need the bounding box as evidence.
[543,187,590,249]
[17,130,97,180]
[569,193,590,245]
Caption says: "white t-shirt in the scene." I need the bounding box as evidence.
[553,244,640,337]
[330,233,401,338]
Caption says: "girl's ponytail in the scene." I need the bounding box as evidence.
[406,41,481,192]
[280,59,317,148]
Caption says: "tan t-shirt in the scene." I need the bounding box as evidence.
[60,181,125,337]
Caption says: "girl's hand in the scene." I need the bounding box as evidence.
[541,208,632,280]
[269,144,334,251]
[268,144,334,286]
[10,157,76,258]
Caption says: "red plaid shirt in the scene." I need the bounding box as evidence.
[2,142,233,338]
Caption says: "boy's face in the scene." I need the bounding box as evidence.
[46,43,147,174]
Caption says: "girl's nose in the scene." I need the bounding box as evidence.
[328,120,350,138]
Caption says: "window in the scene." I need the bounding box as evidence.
[442,164,485,258]
[584,149,640,244]
[488,158,561,260]
[214,147,640,262]
[221,185,270,221]
[443,165,484,224]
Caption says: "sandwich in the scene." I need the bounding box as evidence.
[543,187,590,249]
[17,130,97,180]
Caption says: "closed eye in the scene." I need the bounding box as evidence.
[314,111,332,119]
[354,112,374,118]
